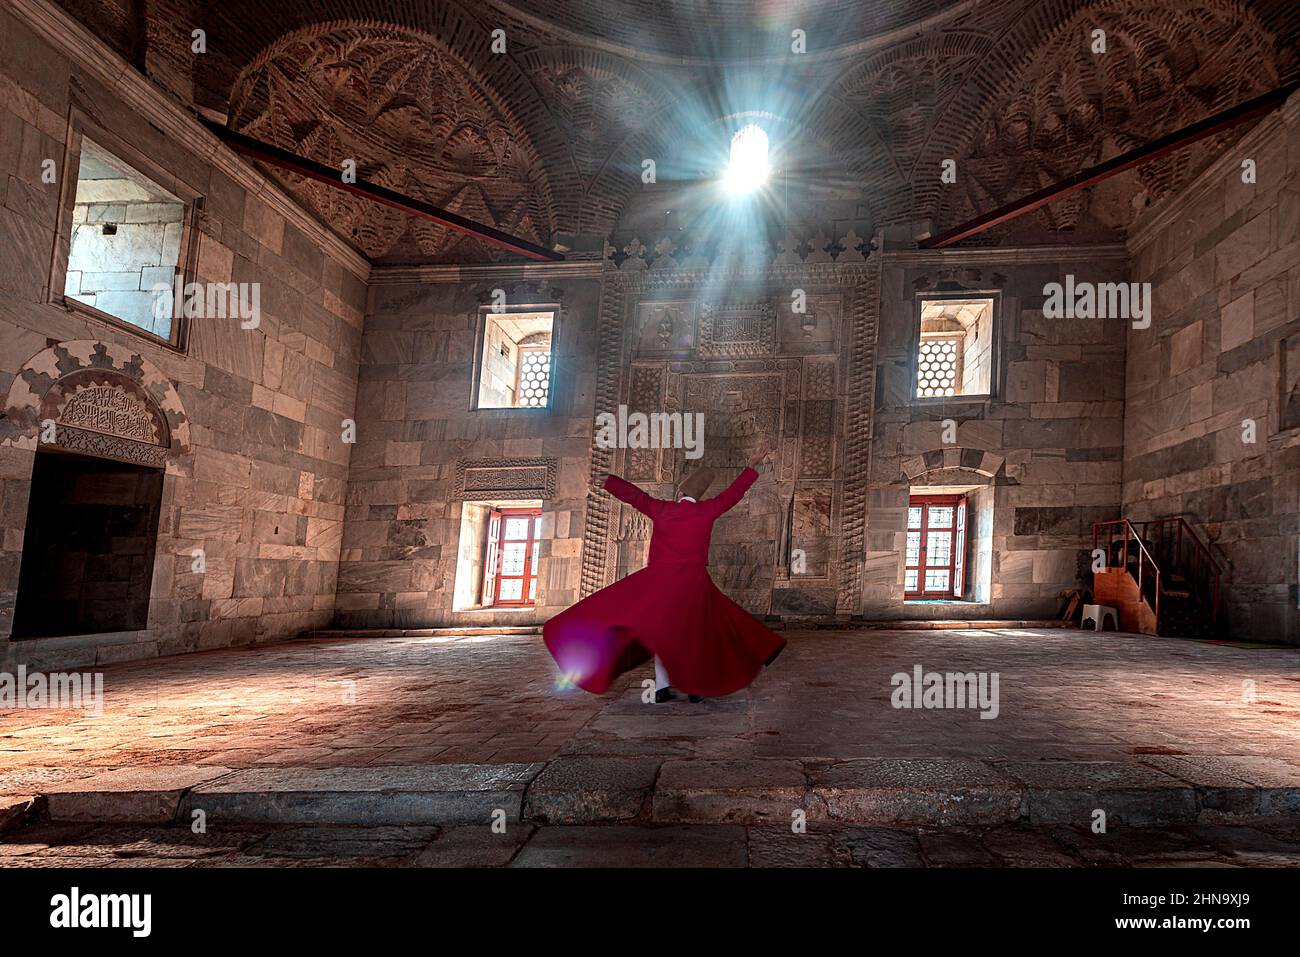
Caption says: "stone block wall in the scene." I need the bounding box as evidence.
[348,246,1137,628]
[479,319,521,408]
[335,270,601,628]
[865,249,1129,619]
[341,254,874,627]
[1124,94,1300,644]
[0,4,367,670]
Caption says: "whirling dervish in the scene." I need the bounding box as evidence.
[543,439,785,701]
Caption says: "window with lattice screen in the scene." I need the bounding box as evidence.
[915,297,995,399]
[515,346,551,408]
[476,310,555,409]
[917,336,963,397]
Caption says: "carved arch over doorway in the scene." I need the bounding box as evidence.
[0,340,191,472]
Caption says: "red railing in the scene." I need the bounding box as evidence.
[1092,516,1222,625]
[1139,516,1222,621]
[1093,519,1163,625]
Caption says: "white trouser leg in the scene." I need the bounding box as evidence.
[654,655,671,691]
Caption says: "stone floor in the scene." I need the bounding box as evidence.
[4,817,1300,868]
[2,627,1297,773]
[2,627,1299,866]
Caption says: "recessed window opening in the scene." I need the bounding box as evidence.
[64,139,186,340]
[916,297,995,399]
[905,493,967,600]
[484,507,543,606]
[476,311,555,409]
[453,500,544,611]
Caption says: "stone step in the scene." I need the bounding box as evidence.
[0,795,37,834]
[176,764,546,826]
[305,621,1074,638]
[26,756,1300,829]
[837,619,1073,631]
[40,766,237,823]
[302,626,542,639]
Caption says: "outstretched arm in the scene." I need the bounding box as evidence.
[594,473,661,517]
[704,439,770,517]
[705,467,758,516]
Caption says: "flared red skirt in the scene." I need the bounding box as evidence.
[542,563,786,696]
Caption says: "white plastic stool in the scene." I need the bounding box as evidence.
[1081,603,1118,631]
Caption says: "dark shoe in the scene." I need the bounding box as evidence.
[688,694,704,703]
[654,687,677,703]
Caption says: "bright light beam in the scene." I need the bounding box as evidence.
[722,123,770,195]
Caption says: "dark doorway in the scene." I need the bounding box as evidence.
[12,450,164,638]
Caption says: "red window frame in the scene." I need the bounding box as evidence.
[905,494,967,600]
[484,507,542,607]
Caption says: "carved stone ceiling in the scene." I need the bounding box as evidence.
[56,0,1300,262]
[226,24,556,265]
[484,0,976,62]
[928,0,1293,241]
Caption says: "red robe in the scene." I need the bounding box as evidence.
[543,467,786,696]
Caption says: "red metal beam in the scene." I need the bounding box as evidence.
[920,80,1300,249]
[202,120,564,262]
